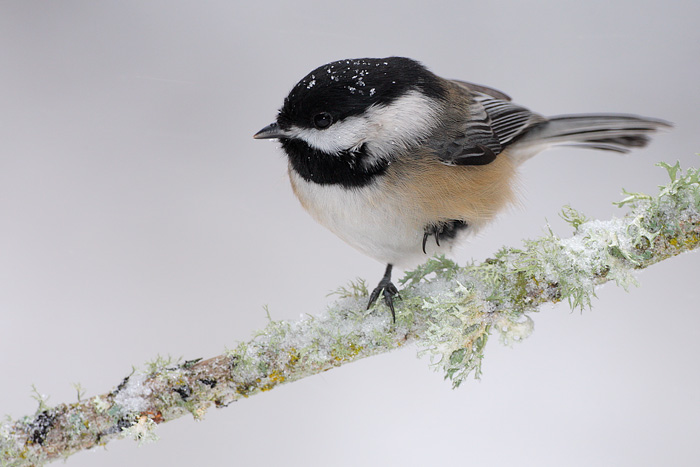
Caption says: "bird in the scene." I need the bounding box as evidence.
[254,56,670,322]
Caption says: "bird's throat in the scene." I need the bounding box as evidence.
[281,138,388,188]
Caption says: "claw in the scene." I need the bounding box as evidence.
[422,221,469,254]
[423,225,443,254]
[367,264,399,322]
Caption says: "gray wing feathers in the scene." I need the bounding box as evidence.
[478,96,546,146]
[435,89,545,166]
[513,114,672,154]
[451,79,513,101]
[438,79,670,166]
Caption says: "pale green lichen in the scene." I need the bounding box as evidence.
[559,204,590,231]
[415,281,492,385]
[145,355,176,376]
[493,314,534,346]
[328,277,369,300]
[92,396,110,414]
[29,386,50,414]
[120,416,159,446]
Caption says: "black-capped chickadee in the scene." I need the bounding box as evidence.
[254,57,670,321]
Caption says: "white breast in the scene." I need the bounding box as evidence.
[288,169,454,267]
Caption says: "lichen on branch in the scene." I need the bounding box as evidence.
[2,161,699,466]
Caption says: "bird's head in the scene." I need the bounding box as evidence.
[254,57,447,185]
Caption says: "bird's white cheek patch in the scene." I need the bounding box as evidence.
[364,90,441,158]
[290,90,440,158]
[292,118,368,154]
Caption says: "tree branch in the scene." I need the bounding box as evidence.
[2,161,699,466]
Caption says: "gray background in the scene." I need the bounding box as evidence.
[2,1,699,466]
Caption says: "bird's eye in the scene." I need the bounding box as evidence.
[312,112,333,129]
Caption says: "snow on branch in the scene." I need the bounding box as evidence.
[2,161,700,466]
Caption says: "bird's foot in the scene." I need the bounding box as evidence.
[422,225,441,254]
[367,280,399,322]
[367,264,399,322]
[422,220,469,254]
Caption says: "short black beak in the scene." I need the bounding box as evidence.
[253,122,288,140]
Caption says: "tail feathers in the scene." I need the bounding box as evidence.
[513,114,672,157]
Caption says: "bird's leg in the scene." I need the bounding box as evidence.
[367,263,399,322]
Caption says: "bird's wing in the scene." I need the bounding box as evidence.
[433,83,546,166]
[451,79,512,101]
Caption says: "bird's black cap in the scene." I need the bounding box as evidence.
[277,57,446,130]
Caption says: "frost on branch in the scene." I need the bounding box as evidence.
[2,161,699,466]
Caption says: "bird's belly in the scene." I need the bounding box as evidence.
[289,171,446,266]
